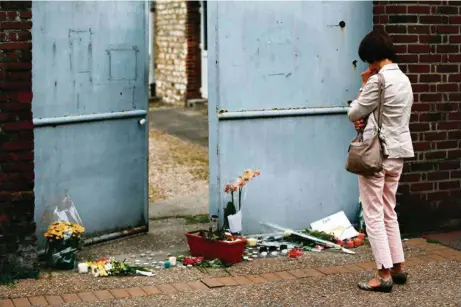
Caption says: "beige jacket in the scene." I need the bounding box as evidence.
[348,63,414,159]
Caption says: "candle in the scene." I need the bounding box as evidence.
[169,257,177,266]
[78,263,88,274]
[164,261,171,269]
[246,238,257,246]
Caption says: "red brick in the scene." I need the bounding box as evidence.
[436,26,460,34]
[172,283,193,292]
[216,277,239,286]
[407,6,431,14]
[93,290,114,300]
[392,35,418,43]
[61,293,81,303]
[274,271,296,280]
[109,289,130,299]
[440,180,461,190]
[201,278,224,288]
[186,281,210,291]
[450,16,461,24]
[77,292,98,302]
[126,287,147,296]
[425,151,446,160]
[245,275,267,284]
[408,25,430,34]
[11,298,30,307]
[157,284,178,293]
[260,272,282,282]
[45,296,64,306]
[437,45,459,53]
[233,276,253,285]
[0,21,32,30]
[0,299,14,307]
[408,44,431,53]
[141,281,162,295]
[316,267,343,275]
[343,264,365,272]
[428,171,450,181]
[420,54,442,62]
[27,296,47,306]
[437,84,459,92]
[408,64,430,73]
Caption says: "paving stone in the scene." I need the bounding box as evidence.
[246,275,267,284]
[171,282,192,292]
[233,276,253,285]
[61,293,81,303]
[405,257,426,266]
[126,288,147,297]
[77,292,98,302]
[260,272,282,282]
[142,286,162,295]
[342,264,364,272]
[316,267,343,275]
[274,271,296,280]
[419,254,445,262]
[109,289,130,299]
[201,278,224,288]
[216,277,238,286]
[187,281,209,291]
[405,238,428,246]
[357,261,377,271]
[45,296,64,306]
[11,298,30,307]
[158,284,178,294]
[27,296,47,306]
[0,299,14,307]
[93,290,114,301]
[426,254,448,261]
[301,268,324,277]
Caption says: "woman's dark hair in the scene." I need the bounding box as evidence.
[358,28,396,63]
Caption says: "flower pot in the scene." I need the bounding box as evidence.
[185,231,246,265]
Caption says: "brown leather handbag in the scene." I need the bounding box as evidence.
[345,73,385,177]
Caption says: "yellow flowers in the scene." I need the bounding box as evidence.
[224,169,260,194]
[44,221,85,240]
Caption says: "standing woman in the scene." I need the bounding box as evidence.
[348,28,414,293]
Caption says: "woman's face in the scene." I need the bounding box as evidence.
[368,62,380,73]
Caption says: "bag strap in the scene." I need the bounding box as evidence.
[375,73,385,131]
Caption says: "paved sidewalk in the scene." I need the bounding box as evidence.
[1,239,461,306]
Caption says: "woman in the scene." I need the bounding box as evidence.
[348,28,414,293]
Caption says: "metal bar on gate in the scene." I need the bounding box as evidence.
[33,110,147,127]
[218,106,349,120]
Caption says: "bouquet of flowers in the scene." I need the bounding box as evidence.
[223,169,260,233]
[42,193,85,270]
[87,258,154,277]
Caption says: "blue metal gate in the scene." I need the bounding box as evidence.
[208,1,372,233]
[32,1,149,247]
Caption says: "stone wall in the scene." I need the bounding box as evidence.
[0,1,38,279]
[155,0,201,104]
[375,1,461,233]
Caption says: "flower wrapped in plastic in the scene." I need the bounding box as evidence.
[42,193,85,270]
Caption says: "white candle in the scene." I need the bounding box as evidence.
[78,263,88,274]
[246,238,257,246]
[169,257,177,266]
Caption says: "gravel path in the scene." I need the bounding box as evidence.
[148,128,208,203]
[0,242,435,299]
[64,261,461,307]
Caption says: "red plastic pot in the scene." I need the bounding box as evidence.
[185,231,246,265]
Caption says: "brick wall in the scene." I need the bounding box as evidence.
[155,0,201,104]
[374,1,461,234]
[0,1,37,278]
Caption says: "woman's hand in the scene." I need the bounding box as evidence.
[361,68,378,85]
[354,119,367,131]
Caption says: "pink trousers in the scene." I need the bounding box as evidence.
[358,158,405,269]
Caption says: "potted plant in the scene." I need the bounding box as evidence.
[185,169,260,265]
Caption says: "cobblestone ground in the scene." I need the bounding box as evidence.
[148,128,208,203]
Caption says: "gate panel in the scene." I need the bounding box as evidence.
[33,1,148,247]
[208,1,372,233]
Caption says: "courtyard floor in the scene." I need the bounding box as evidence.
[1,238,461,306]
